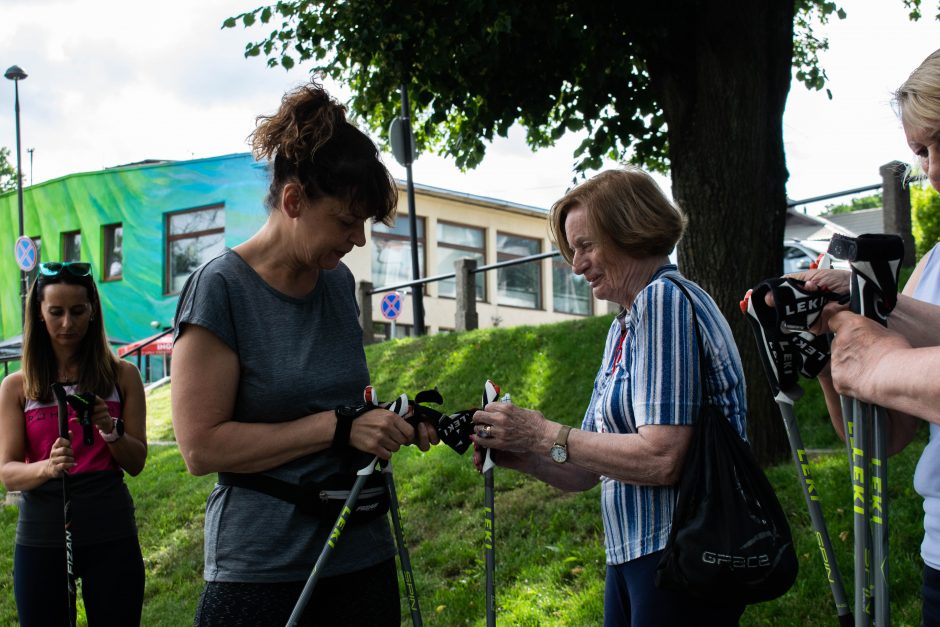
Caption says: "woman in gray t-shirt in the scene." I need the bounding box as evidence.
[172,80,437,627]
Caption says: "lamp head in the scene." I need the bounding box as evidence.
[4,65,27,81]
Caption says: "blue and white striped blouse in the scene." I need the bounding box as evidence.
[581,264,748,566]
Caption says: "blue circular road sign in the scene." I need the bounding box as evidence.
[15,236,37,272]
[380,291,404,321]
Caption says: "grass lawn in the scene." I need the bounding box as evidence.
[0,317,931,625]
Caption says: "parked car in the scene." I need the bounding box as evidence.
[783,239,850,274]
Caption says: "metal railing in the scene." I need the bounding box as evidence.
[366,250,562,296]
[360,250,566,343]
[121,327,174,382]
[787,183,882,208]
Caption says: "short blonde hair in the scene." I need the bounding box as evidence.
[894,48,940,132]
[549,167,687,264]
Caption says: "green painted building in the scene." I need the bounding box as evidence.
[0,153,270,345]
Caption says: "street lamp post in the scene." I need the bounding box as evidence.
[5,65,28,326]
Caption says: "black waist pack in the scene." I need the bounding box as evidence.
[654,276,798,605]
[218,470,390,526]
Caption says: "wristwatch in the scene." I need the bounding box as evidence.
[99,417,125,443]
[549,425,572,463]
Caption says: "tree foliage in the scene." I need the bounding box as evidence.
[0,147,18,194]
[912,182,940,258]
[903,0,940,19]
[822,192,883,216]
[224,1,848,175]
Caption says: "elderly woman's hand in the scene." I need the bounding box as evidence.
[828,310,912,403]
[786,268,850,295]
[471,402,552,454]
[471,444,529,473]
[762,268,851,335]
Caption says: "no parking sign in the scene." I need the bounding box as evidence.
[14,236,37,272]
[380,291,403,321]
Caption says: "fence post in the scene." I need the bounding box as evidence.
[455,258,479,331]
[359,281,375,345]
[880,160,916,266]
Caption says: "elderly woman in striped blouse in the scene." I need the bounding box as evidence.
[472,167,749,627]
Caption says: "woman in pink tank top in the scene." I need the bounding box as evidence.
[0,262,148,626]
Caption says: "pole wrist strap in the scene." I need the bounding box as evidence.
[332,404,372,450]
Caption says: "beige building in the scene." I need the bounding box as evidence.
[346,181,614,340]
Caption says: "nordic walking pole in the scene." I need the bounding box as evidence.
[829,233,904,627]
[51,383,77,627]
[870,401,890,626]
[382,386,455,626]
[849,396,872,627]
[286,455,380,627]
[480,379,501,627]
[382,460,422,626]
[742,286,852,625]
[286,390,410,627]
[780,393,854,625]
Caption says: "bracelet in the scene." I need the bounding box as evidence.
[98,417,125,443]
[332,405,372,450]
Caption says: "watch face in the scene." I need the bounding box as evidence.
[550,445,567,463]
[115,419,125,436]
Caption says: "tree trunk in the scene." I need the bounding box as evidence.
[646,2,796,465]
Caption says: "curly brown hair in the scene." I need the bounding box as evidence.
[249,80,397,224]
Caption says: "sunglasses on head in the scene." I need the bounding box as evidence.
[39,262,92,278]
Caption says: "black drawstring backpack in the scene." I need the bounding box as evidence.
[654,277,798,605]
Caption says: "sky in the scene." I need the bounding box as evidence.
[1,1,939,213]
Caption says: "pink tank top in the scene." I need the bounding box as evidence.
[23,384,122,473]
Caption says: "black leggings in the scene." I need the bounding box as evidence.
[194,558,401,627]
[924,564,940,626]
[14,536,145,627]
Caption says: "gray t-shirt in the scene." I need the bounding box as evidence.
[174,249,395,582]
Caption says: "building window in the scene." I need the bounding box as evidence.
[26,236,41,287]
[166,204,225,295]
[102,223,123,281]
[372,215,425,289]
[61,231,81,262]
[436,221,485,300]
[373,321,413,341]
[497,233,541,309]
[552,255,592,315]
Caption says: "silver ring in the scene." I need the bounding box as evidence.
[478,424,493,439]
